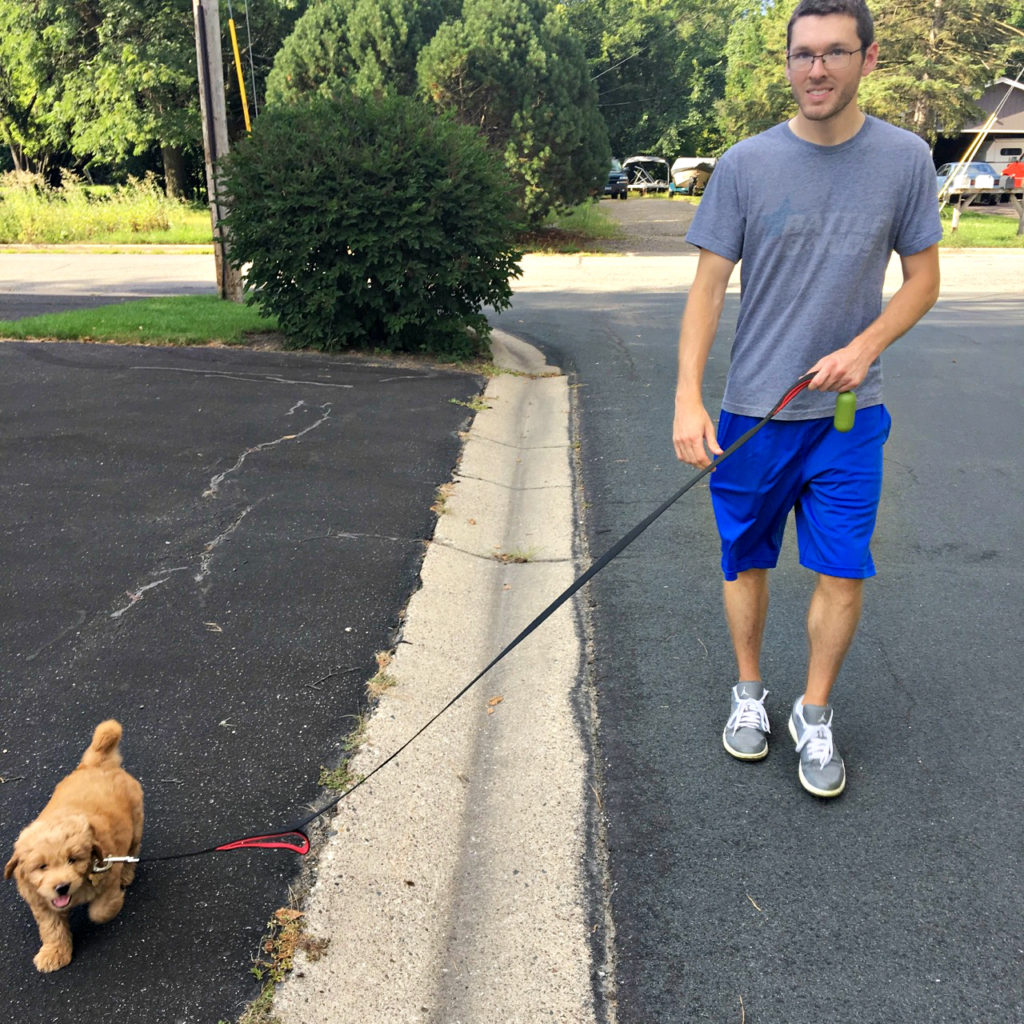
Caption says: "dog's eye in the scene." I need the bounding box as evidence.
[67,855,78,865]
[37,864,47,872]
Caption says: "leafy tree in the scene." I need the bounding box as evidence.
[566,0,741,159]
[0,0,301,191]
[417,0,610,223]
[716,2,791,144]
[0,0,198,189]
[52,0,200,194]
[0,0,69,175]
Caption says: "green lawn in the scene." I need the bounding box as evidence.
[938,204,1024,247]
[0,295,276,346]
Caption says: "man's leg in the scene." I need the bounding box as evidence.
[788,572,863,797]
[804,573,863,706]
[720,568,772,759]
[723,568,770,681]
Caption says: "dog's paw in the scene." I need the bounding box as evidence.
[34,944,72,972]
[87,891,124,924]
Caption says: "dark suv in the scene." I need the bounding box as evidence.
[603,159,628,200]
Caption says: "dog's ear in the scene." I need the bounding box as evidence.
[90,842,106,872]
[3,853,18,880]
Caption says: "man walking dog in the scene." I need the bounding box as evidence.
[672,0,942,796]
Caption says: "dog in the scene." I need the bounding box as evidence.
[4,719,144,972]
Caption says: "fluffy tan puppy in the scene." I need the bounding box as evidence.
[4,719,144,972]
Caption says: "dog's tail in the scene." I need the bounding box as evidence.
[79,719,123,769]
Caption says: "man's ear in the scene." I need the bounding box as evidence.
[861,41,879,77]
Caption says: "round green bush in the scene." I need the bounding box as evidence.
[220,92,522,358]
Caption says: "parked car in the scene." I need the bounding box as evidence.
[603,159,629,200]
[936,161,1002,190]
[936,160,1013,204]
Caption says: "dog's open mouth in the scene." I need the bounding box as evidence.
[51,892,72,909]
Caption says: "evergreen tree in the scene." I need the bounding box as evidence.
[861,0,1024,144]
[266,0,456,103]
[417,0,610,223]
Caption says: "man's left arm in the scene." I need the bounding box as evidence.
[807,243,941,392]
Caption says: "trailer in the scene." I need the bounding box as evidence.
[975,136,1024,176]
[623,155,670,194]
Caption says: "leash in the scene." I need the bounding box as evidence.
[109,372,843,868]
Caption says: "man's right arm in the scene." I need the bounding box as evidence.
[673,248,736,468]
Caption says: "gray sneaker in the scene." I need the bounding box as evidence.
[722,682,770,760]
[788,697,846,797]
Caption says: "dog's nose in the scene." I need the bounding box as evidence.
[55,883,70,896]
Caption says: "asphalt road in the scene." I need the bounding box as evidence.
[499,250,1024,1022]
[0,339,482,1022]
[0,250,218,322]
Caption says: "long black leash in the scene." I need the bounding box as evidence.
[129,372,832,866]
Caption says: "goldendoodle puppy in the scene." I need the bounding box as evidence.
[5,720,144,972]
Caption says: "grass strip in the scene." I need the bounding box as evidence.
[0,295,277,346]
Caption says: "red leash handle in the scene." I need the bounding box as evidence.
[215,830,311,855]
[769,372,815,417]
[772,373,857,432]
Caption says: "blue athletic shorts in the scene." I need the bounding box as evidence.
[709,404,892,581]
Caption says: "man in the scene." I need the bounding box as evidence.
[672,0,941,797]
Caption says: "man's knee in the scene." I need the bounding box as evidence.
[815,573,863,608]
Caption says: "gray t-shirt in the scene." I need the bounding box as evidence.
[686,115,942,420]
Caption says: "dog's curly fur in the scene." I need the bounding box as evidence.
[4,720,144,972]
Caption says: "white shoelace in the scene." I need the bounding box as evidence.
[794,716,835,768]
[726,691,770,735]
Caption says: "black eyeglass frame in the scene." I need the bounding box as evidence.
[785,46,866,72]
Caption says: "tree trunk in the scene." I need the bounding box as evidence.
[161,145,187,198]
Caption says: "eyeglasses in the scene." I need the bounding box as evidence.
[786,46,865,72]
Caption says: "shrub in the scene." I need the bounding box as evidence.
[220,92,522,359]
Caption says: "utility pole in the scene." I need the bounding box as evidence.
[193,0,243,302]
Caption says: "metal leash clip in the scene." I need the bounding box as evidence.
[90,855,141,874]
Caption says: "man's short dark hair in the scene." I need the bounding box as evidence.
[787,0,875,51]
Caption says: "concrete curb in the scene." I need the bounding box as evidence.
[272,331,595,1024]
